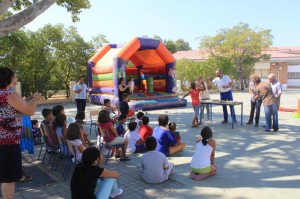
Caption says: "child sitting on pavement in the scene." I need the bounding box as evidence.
[135,112,144,132]
[124,122,146,154]
[168,122,181,143]
[141,136,174,184]
[190,126,216,180]
[71,147,123,199]
[116,114,127,137]
[139,116,153,141]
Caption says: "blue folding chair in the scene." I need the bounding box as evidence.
[62,141,79,180]
[38,123,59,166]
[54,132,71,174]
[89,110,99,135]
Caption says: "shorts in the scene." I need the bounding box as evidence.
[134,143,146,153]
[108,137,125,146]
[193,106,200,117]
[0,144,22,183]
[191,166,211,174]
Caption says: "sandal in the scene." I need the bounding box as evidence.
[119,157,131,161]
[18,175,32,182]
[114,154,121,159]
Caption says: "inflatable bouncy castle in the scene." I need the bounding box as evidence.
[88,37,187,110]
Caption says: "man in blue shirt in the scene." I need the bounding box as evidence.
[153,115,186,156]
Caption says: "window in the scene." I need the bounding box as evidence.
[288,72,300,79]
[254,69,269,78]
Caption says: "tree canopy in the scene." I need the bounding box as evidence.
[0,24,98,98]
[199,23,273,90]
[0,0,91,37]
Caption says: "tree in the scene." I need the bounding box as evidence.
[175,38,191,51]
[200,23,273,90]
[163,39,177,53]
[0,0,91,37]
[90,34,109,52]
[0,24,95,98]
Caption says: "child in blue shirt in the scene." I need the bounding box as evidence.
[116,114,127,137]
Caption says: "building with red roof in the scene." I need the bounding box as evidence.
[173,47,300,88]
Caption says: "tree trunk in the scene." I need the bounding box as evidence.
[0,0,57,37]
[0,0,16,16]
[239,63,244,90]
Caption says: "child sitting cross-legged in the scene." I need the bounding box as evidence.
[139,116,153,141]
[190,126,217,180]
[124,122,146,154]
[168,122,181,143]
[135,112,144,132]
[71,147,123,199]
[141,136,174,184]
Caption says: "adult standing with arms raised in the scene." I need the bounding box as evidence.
[0,67,41,199]
[251,75,279,132]
[73,77,91,119]
[212,68,237,123]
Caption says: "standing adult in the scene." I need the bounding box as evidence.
[0,67,41,199]
[197,76,210,121]
[152,114,186,156]
[73,77,90,118]
[268,73,282,109]
[246,81,262,127]
[251,75,279,132]
[212,68,237,123]
[118,77,130,102]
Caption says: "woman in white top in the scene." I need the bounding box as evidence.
[197,76,210,121]
[190,126,216,179]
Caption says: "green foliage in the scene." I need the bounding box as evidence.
[90,34,109,52]
[163,39,177,53]
[0,24,94,98]
[199,22,273,90]
[175,39,191,51]
[8,0,91,22]
[176,57,233,90]
[56,0,91,22]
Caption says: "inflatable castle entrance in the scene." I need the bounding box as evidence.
[88,37,187,110]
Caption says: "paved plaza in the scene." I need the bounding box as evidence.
[2,89,300,199]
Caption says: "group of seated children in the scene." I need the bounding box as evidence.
[40,105,93,162]
[141,124,216,184]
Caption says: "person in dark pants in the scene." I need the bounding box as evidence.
[212,68,237,124]
[247,81,262,127]
[73,77,91,119]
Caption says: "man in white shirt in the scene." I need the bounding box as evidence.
[212,68,237,124]
[73,77,90,119]
[268,73,282,109]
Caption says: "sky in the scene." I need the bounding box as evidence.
[25,0,300,50]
